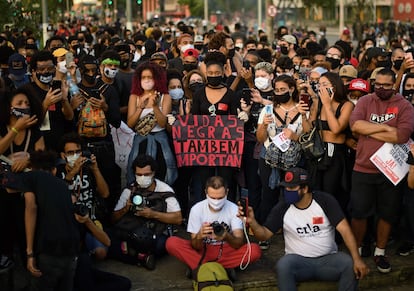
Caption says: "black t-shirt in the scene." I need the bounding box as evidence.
[115,70,134,122]
[21,82,66,151]
[21,171,80,256]
[0,125,43,156]
[191,87,239,115]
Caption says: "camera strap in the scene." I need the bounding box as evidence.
[197,241,224,267]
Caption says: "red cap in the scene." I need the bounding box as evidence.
[183,48,199,59]
[348,78,370,93]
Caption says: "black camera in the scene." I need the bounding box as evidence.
[130,193,148,212]
[74,202,88,216]
[82,150,92,166]
[210,221,225,236]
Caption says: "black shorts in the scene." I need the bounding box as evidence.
[350,171,402,223]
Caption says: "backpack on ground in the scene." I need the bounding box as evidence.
[193,262,233,291]
[78,84,108,138]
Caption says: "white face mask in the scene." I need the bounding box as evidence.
[235,43,243,50]
[136,175,153,188]
[180,44,194,53]
[207,195,227,211]
[141,79,155,91]
[57,61,67,74]
[254,77,270,90]
[66,153,80,167]
[104,67,119,79]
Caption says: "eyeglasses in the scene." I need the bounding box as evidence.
[374,83,393,89]
[65,150,81,156]
[326,53,341,60]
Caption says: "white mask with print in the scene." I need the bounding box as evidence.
[66,153,80,167]
[207,195,227,211]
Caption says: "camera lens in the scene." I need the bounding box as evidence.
[132,195,143,206]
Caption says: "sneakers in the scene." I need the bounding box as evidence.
[374,255,391,273]
[397,242,414,256]
[259,240,270,250]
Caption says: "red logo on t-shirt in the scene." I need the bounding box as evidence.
[48,104,56,111]
[217,103,228,111]
[313,217,324,224]
[386,107,398,115]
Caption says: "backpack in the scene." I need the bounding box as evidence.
[78,84,108,138]
[193,262,234,291]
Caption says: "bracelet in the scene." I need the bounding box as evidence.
[11,127,19,134]
[27,252,34,258]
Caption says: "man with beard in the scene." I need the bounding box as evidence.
[22,50,74,151]
[350,68,414,273]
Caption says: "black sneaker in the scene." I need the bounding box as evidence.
[374,255,391,273]
[144,254,156,270]
[397,242,414,256]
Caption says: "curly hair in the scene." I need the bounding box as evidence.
[131,61,168,96]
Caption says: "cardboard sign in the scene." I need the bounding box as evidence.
[172,115,244,168]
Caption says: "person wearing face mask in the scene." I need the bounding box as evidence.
[168,33,195,73]
[357,47,391,80]
[182,48,200,75]
[76,52,122,215]
[0,87,44,269]
[127,61,177,188]
[325,45,346,73]
[110,155,182,269]
[350,68,414,273]
[57,132,109,259]
[182,69,206,116]
[241,168,369,291]
[22,50,73,151]
[256,75,311,250]
[278,34,298,59]
[391,47,405,76]
[166,176,261,278]
[401,73,414,105]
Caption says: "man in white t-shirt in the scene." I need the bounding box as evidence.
[242,168,369,291]
[109,154,182,269]
[166,176,261,278]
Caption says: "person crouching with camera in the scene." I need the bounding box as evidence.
[109,154,182,270]
[166,176,262,280]
[58,132,110,260]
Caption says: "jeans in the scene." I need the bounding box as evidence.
[276,252,357,291]
[30,254,78,291]
[126,131,177,186]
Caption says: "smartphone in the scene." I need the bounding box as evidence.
[300,93,311,108]
[65,52,74,68]
[51,80,62,91]
[265,104,273,114]
[239,188,249,219]
[242,59,250,69]
[326,87,334,97]
[89,88,100,99]
[242,88,252,104]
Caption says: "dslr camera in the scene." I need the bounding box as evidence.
[210,221,225,236]
[130,192,148,212]
[73,201,88,216]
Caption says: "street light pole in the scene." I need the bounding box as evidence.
[258,0,262,30]
[204,0,208,24]
[126,0,132,30]
[41,0,48,48]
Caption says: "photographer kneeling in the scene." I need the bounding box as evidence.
[109,154,182,269]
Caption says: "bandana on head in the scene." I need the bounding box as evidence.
[101,58,120,66]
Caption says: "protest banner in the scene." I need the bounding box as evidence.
[172,115,244,168]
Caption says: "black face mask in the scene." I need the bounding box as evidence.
[377,59,392,68]
[83,73,97,85]
[403,89,414,102]
[119,59,130,69]
[393,59,403,71]
[195,44,203,51]
[183,63,198,72]
[273,92,291,104]
[189,82,204,93]
[72,44,82,56]
[207,76,224,87]
[310,81,319,93]
[136,44,143,51]
[326,57,341,70]
[227,48,235,58]
[280,46,289,55]
[11,107,31,118]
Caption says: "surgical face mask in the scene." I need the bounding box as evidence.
[375,87,395,100]
[104,67,118,79]
[66,153,80,167]
[169,88,184,100]
[326,57,341,70]
[254,77,270,90]
[36,72,54,84]
[11,107,31,118]
[207,195,227,211]
[283,189,301,204]
[135,175,153,188]
[57,61,67,74]
[235,43,243,50]
[141,79,155,91]
[180,44,194,53]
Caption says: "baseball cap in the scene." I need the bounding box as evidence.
[370,67,385,80]
[348,78,370,93]
[339,65,357,79]
[366,47,389,61]
[8,53,27,77]
[150,52,168,62]
[279,168,309,187]
[194,35,203,43]
[281,34,297,45]
[52,47,68,57]
[183,48,199,59]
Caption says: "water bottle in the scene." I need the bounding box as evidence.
[67,72,80,97]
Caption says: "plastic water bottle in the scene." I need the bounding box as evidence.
[67,72,80,97]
